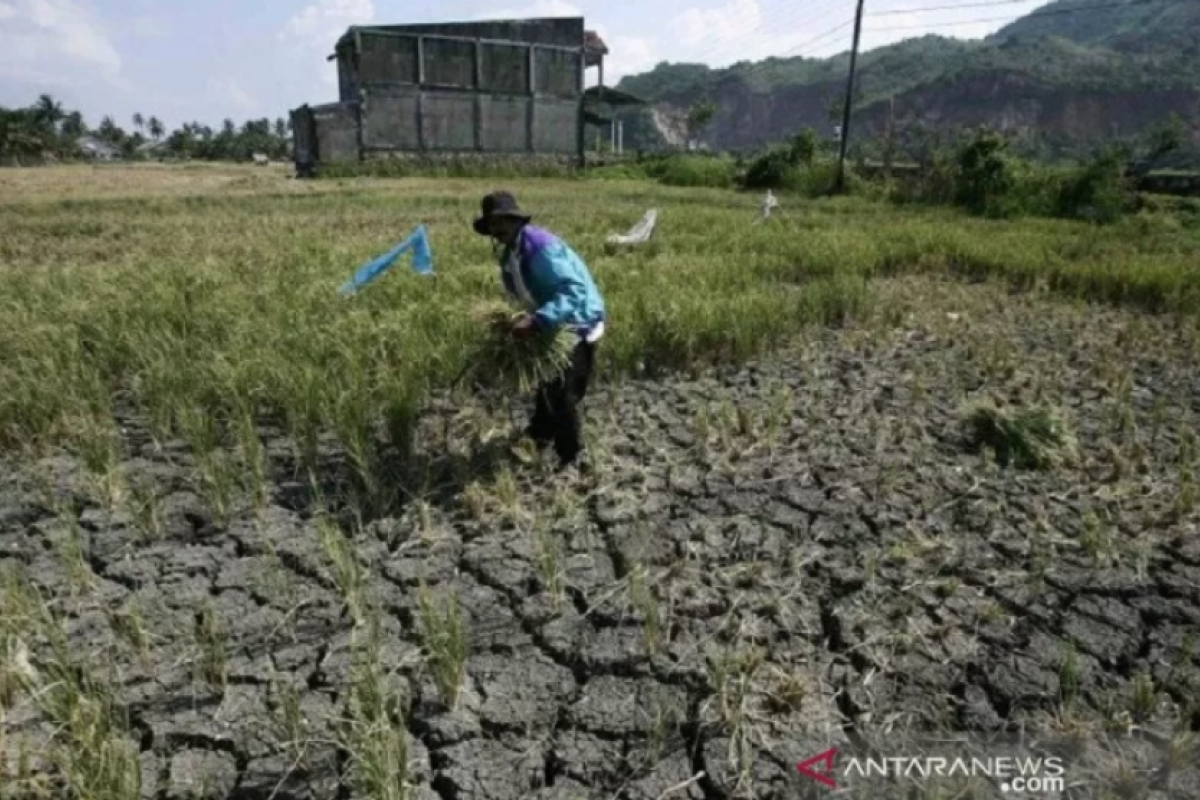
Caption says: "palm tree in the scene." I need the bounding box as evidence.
[60,111,86,139]
[34,94,64,130]
[97,115,122,143]
[1,109,53,163]
[133,112,145,134]
[148,116,164,141]
[274,117,288,139]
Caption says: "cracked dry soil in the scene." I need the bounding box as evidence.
[3,278,1200,800]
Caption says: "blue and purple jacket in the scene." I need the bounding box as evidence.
[499,224,606,341]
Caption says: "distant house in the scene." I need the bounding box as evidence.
[137,139,168,158]
[77,135,121,161]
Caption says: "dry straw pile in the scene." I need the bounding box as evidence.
[460,301,577,393]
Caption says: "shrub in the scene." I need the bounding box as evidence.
[646,154,735,188]
[587,161,652,181]
[1055,148,1134,223]
[953,128,1015,217]
[788,128,820,167]
[740,127,825,191]
[794,160,867,197]
[740,146,795,190]
[1004,162,1068,218]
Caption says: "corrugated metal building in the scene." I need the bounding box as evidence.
[290,16,636,171]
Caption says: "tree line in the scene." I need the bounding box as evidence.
[0,94,293,165]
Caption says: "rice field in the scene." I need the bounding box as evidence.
[1,162,1199,800]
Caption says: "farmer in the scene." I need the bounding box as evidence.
[473,190,605,471]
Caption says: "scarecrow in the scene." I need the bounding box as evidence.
[473,190,606,472]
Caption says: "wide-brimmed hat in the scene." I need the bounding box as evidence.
[473,190,532,236]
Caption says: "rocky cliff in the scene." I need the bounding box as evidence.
[615,0,1200,158]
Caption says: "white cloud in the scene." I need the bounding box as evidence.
[280,0,375,91]
[674,0,762,48]
[475,0,584,19]
[601,35,657,83]
[128,15,167,39]
[0,0,122,85]
[209,76,257,114]
[450,2,664,87]
[662,0,857,67]
[281,0,374,42]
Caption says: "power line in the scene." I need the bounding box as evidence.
[683,0,855,70]
[691,0,868,76]
[866,0,1187,30]
[674,16,854,93]
[734,20,857,72]
[868,0,1044,17]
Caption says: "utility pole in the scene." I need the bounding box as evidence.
[834,0,866,194]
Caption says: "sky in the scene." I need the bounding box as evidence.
[0,0,1056,131]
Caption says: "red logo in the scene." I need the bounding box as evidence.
[796,747,838,788]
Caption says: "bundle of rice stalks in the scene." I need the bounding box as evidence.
[460,301,577,394]
[963,400,1077,470]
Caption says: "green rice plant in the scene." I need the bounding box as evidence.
[192,602,228,691]
[628,562,661,655]
[0,565,142,800]
[531,523,565,612]
[50,510,93,596]
[1060,643,1081,706]
[963,400,1077,470]
[415,582,468,710]
[317,517,367,625]
[266,679,307,758]
[106,602,151,668]
[232,402,269,512]
[1079,511,1116,567]
[1128,671,1157,723]
[339,617,411,800]
[459,301,576,394]
[175,402,240,524]
[2,164,1200,479]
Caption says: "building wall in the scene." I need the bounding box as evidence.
[319,18,584,161]
[291,102,361,167]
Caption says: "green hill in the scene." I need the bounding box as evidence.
[990,0,1200,50]
[611,0,1200,156]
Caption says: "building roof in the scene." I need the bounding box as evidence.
[77,135,120,156]
[584,30,608,55]
[334,17,589,52]
[584,110,613,126]
[583,85,647,107]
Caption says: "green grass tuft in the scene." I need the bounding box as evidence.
[964,400,1078,470]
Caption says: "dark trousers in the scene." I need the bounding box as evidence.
[527,339,596,465]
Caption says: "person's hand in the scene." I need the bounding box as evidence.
[511,313,536,340]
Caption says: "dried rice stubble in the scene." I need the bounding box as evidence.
[462,301,577,394]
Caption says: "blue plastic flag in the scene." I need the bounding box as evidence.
[338,224,433,296]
